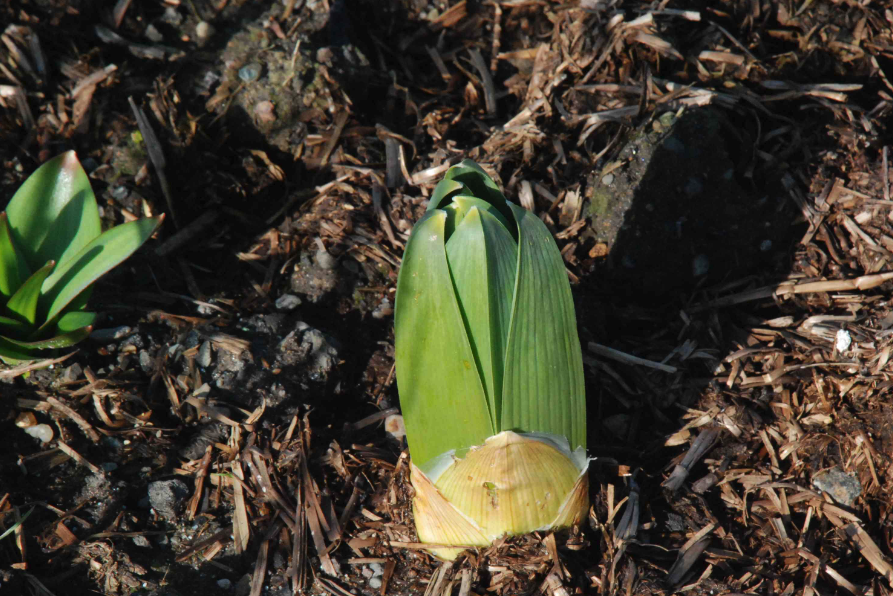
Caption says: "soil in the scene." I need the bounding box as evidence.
[2,1,893,595]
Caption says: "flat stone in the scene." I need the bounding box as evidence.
[812,466,861,507]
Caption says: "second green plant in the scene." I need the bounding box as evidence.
[0,151,162,363]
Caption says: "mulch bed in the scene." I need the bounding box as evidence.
[3,0,893,595]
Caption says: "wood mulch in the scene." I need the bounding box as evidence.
[3,0,893,594]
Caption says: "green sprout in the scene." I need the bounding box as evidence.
[394,160,588,559]
[0,151,163,364]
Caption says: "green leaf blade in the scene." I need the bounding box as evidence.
[445,208,516,426]
[5,325,92,350]
[54,310,98,334]
[395,211,494,469]
[0,213,29,298]
[5,261,54,326]
[501,203,586,451]
[39,216,163,325]
[5,152,102,271]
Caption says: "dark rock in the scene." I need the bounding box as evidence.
[289,255,341,303]
[77,473,115,525]
[179,423,229,460]
[276,322,340,380]
[584,107,793,296]
[275,294,302,311]
[812,466,861,507]
[90,326,133,342]
[148,479,191,520]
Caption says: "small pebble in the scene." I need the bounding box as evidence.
[314,238,337,270]
[197,340,213,368]
[238,63,262,83]
[369,577,382,590]
[254,100,276,123]
[144,24,164,43]
[162,6,183,25]
[24,424,54,443]
[760,239,772,252]
[835,328,852,352]
[217,578,232,589]
[111,185,130,200]
[601,173,614,186]
[369,563,383,577]
[372,297,393,319]
[101,462,119,472]
[133,535,152,548]
[384,415,405,441]
[90,326,133,341]
[316,47,334,64]
[139,350,154,373]
[195,21,215,43]
[275,294,302,311]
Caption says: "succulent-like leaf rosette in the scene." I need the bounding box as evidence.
[395,160,588,559]
[0,152,162,363]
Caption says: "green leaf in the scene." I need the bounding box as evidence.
[427,179,465,212]
[5,261,54,326]
[0,315,29,337]
[395,211,494,468]
[5,152,101,271]
[0,213,29,298]
[54,310,97,333]
[441,196,513,240]
[501,203,586,451]
[445,207,517,427]
[4,325,92,350]
[442,160,514,224]
[0,335,42,363]
[39,216,163,326]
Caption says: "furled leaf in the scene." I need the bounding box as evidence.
[441,160,514,224]
[5,261,55,326]
[441,196,513,239]
[427,178,465,212]
[395,211,494,469]
[445,207,517,425]
[5,152,101,271]
[500,203,586,451]
[0,213,29,298]
[39,216,163,326]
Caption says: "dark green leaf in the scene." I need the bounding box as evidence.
[395,211,494,469]
[427,179,465,212]
[39,216,163,326]
[5,152,101,271]
[0,315,29,337]
[0,336,41,363]
[500,203,586,450]
[0,213,29,298]
[4,325,92,350]
[5,261,54,326]
[54,310,97,334]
